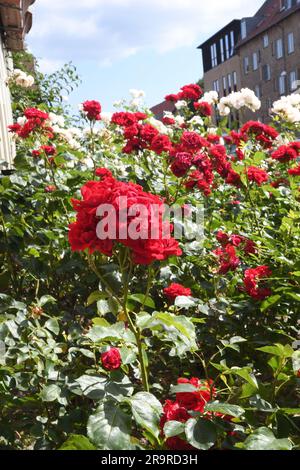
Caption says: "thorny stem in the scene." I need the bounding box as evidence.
[89,252,150,392]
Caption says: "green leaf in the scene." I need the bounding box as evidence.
[45,318,60,335]
[185,418,217,450]
[128,392,162,440]
[59,434,96,450]
[205,402,245,418]
[164,421,185,438]
[138,312,197,356]
[170,384,198,394]
[87,401,132,450]
[239,427,293,450]
[230,367,258,389]
[260,295,281,312]
[257,344,294,358]
[174,296,196,309]
[127,294,155,310]
[38,295,57,307]
[87,291,106,306]
[40,384,61,402]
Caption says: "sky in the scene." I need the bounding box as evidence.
[27,0,263,112]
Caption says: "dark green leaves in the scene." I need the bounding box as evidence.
[87,402,132,450]
[185,419,217,450]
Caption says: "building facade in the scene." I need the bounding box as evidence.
[199,0,300,122]
[0,0,35,168]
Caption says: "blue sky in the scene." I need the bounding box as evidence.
[27,0,263,112]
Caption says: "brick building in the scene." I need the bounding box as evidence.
[0,0,35,168]
[199,0,300,122]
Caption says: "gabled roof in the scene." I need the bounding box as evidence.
[150,100,176,121]
[237,0,300,47]
[197,19,240,49]
[0,0,35,51]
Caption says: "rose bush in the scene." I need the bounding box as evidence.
[0,56,299,451]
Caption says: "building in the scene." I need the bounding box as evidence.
[199,0,300,122]
[0,0,35,168]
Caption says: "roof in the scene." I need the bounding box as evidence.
[0,0,35,51]
[237,0,300,47]
[197,19,240,49]
[150,100,176,121]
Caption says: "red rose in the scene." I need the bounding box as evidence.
[271,143,300,163]
[194,101,212,117]
[95,168,113,179]
[288,165,300,176]
[165,94,179,102]
[214,244,240,274]
[243,266,272,300]
[24,108,49,121]
[163,283,192,302]
[101,348,122,371]
[170,152,193,178]
[83,100,101,121]
[69,172,182,265]
[241,121,278,149]
[150,134,173,155]
[41,145,56,156]
[32,150,41,158]
[111,112,138,127]
[247,166,269,186]
[162,117,176,126]
[179,84,203,101]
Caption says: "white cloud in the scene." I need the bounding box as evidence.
[29,0,263,66]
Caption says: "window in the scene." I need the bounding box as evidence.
[227,74,232,93]
[233,71,237,91]
[220,38,225,62]
[286,0,292,8]
[263,34,269,48]
[223,76,227,96]
[230,31,235,56]
[262,64,271,81]
[213,79,220,92]
[225,34,230,59]
[279,74,286,95]
[210,43,218,68]
[243,56,249,74]
[254,85,261,99]
[276,38,283,59]
[253,52,258,71]
[287,32,294,54]
[290,71,297,91]
[241,20,247,39]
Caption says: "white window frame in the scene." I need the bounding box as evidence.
[276,38,283,59]
[287,32,294,54]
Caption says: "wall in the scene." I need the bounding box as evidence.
[0,39,15,169]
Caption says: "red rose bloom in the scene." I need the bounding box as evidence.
[241,121,279,149]
[24,108,49,121]
[41,145,56,156]
[179,84,203,101]
[162,117,176,126]
[83,100,102,121]
[214,244,240,274]
[165,94,179,102]
[288,165,300,176]
[163,283,192,302]
[170,152,193,177]
[101,348,122,371]
[69,172,182,265]
[32,150,41,158]
[243,265,272,300]
[194,101,212,117]
[247,166,269,186]
[271,142,300,163]
[150,134,173,155]
[176,378,216,413]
